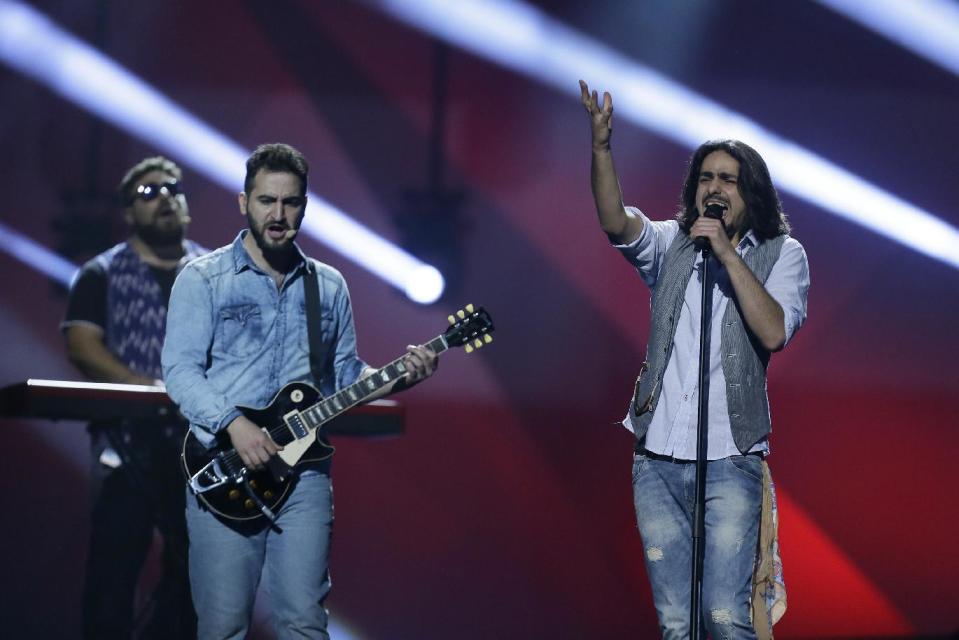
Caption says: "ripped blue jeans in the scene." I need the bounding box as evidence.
[632,452,763,640]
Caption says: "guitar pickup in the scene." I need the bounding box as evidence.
[284,410,309,439]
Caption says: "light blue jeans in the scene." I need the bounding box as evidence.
[186,468,334,640]
[632,452,763,640]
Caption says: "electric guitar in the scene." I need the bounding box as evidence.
[181,304,494,522]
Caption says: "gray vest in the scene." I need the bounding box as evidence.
[632,231,786,453]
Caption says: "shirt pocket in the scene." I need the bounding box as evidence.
[214,303,262,358]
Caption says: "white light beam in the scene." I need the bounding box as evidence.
[814,0,959,77]
[374,0,959,270]
[0,0,444,303]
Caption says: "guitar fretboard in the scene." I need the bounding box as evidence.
[295,335,448,435]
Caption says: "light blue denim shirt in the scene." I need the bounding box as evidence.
[161,231,368,447]
[616,208,810,459]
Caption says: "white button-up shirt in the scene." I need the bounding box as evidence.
[616,208,809,459]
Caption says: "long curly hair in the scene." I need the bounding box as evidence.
[675,139,790,240]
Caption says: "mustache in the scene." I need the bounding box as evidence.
[702,197,729,209]
[261,221,298,240]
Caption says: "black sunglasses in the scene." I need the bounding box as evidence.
[128,180,182,204]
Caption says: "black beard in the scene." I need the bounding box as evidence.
[135,222,184,248]
[246,210,296,267]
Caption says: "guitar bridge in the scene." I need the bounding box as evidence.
[188,455,233,495]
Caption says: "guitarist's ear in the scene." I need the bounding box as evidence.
[238,191,248,217]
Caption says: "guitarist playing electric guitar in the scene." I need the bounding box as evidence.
[161,143,491,639]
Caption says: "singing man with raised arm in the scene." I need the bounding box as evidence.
[580,80,809,639]
[161,143,438,639]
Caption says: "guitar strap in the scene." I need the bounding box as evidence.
[303,261,328,384]
[301,262,331,463]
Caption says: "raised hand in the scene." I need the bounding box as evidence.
[579,79,613,150]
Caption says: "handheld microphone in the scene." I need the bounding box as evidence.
[283,228,298,240]
[694,203,726,252]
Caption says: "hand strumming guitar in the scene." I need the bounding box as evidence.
[226,414,284,470]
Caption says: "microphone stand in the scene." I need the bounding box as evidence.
[690,241,714,639]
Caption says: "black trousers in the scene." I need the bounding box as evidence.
[81,422,196,640]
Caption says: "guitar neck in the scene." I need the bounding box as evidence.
[297,334,449,433]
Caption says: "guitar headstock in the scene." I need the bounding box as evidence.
[445,304,494,353]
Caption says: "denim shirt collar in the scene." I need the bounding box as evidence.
[229,230,311,278]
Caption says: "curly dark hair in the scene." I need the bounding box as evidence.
[676,139,790,240]
[244,143,309,196]
[117,156,182,206]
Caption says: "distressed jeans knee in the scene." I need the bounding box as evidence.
[632,454,762,640]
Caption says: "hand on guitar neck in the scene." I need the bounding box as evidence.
[367,343,439,399]
[402,343,439,386]
[227,415,284,470]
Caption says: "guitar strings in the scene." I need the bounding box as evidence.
[213,331,457,475]
[215,359,402,473]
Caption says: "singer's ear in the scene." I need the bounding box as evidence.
[237,191,247,216]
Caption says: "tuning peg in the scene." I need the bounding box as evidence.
[457,309,466,319]
[448,315,455,324]
[483,334,492,344]
[473,338,483,348]
[465,344,474,353]
[465,303,474,313]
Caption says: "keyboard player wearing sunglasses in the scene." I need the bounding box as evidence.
[61,156,205,639]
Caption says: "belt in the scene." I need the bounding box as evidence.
[635,443,764,463]
[639,449,692,463]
